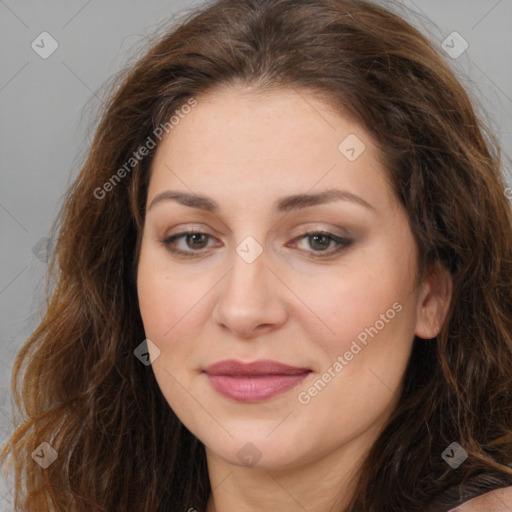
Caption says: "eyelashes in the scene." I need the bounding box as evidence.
[160,229,353,259]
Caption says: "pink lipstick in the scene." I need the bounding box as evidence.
[203,359,311,403]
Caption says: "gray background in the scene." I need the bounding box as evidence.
[0,0,511,508]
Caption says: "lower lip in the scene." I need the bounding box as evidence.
[206,373,310,403]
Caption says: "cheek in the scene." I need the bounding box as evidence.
[137,244,202,339]
[136,252,204,409]
[289,248,418,423]
[137,259,172,340]
[137,255,190,362]
[136,246,216,382]
[294,288,415,445]
[291,259,414,353]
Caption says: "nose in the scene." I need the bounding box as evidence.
[211,242,288,339]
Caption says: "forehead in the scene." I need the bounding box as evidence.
[147,86,393,212]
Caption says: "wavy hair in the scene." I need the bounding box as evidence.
[2,0,512,510]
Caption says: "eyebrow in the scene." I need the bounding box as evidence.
[148,188,375,213]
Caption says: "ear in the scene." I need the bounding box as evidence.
[414,261,453,340]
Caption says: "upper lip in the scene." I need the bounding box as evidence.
[203,359,312,376]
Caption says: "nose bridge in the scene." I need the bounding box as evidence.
[225,235,268,302]
[212,235,287,335]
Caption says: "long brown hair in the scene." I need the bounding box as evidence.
[2,0,512,510]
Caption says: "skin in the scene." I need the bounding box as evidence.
[136,85,452,512]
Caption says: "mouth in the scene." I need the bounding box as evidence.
[202,359,312,403]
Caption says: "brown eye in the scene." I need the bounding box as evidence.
[186,233,209,249]
[291,231,353,259]
[162,231,217,256]
[307,233,332,251]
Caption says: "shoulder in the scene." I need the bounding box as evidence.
[448,485,512,511]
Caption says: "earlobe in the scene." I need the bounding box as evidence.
[414,262,453,340]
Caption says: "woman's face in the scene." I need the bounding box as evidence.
[137,86,449,472]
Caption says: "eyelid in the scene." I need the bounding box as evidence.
[161,229,220,257]
[287,230,352,258]
[160,227,353,259]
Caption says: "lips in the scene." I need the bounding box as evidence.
[203,359,312,402]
